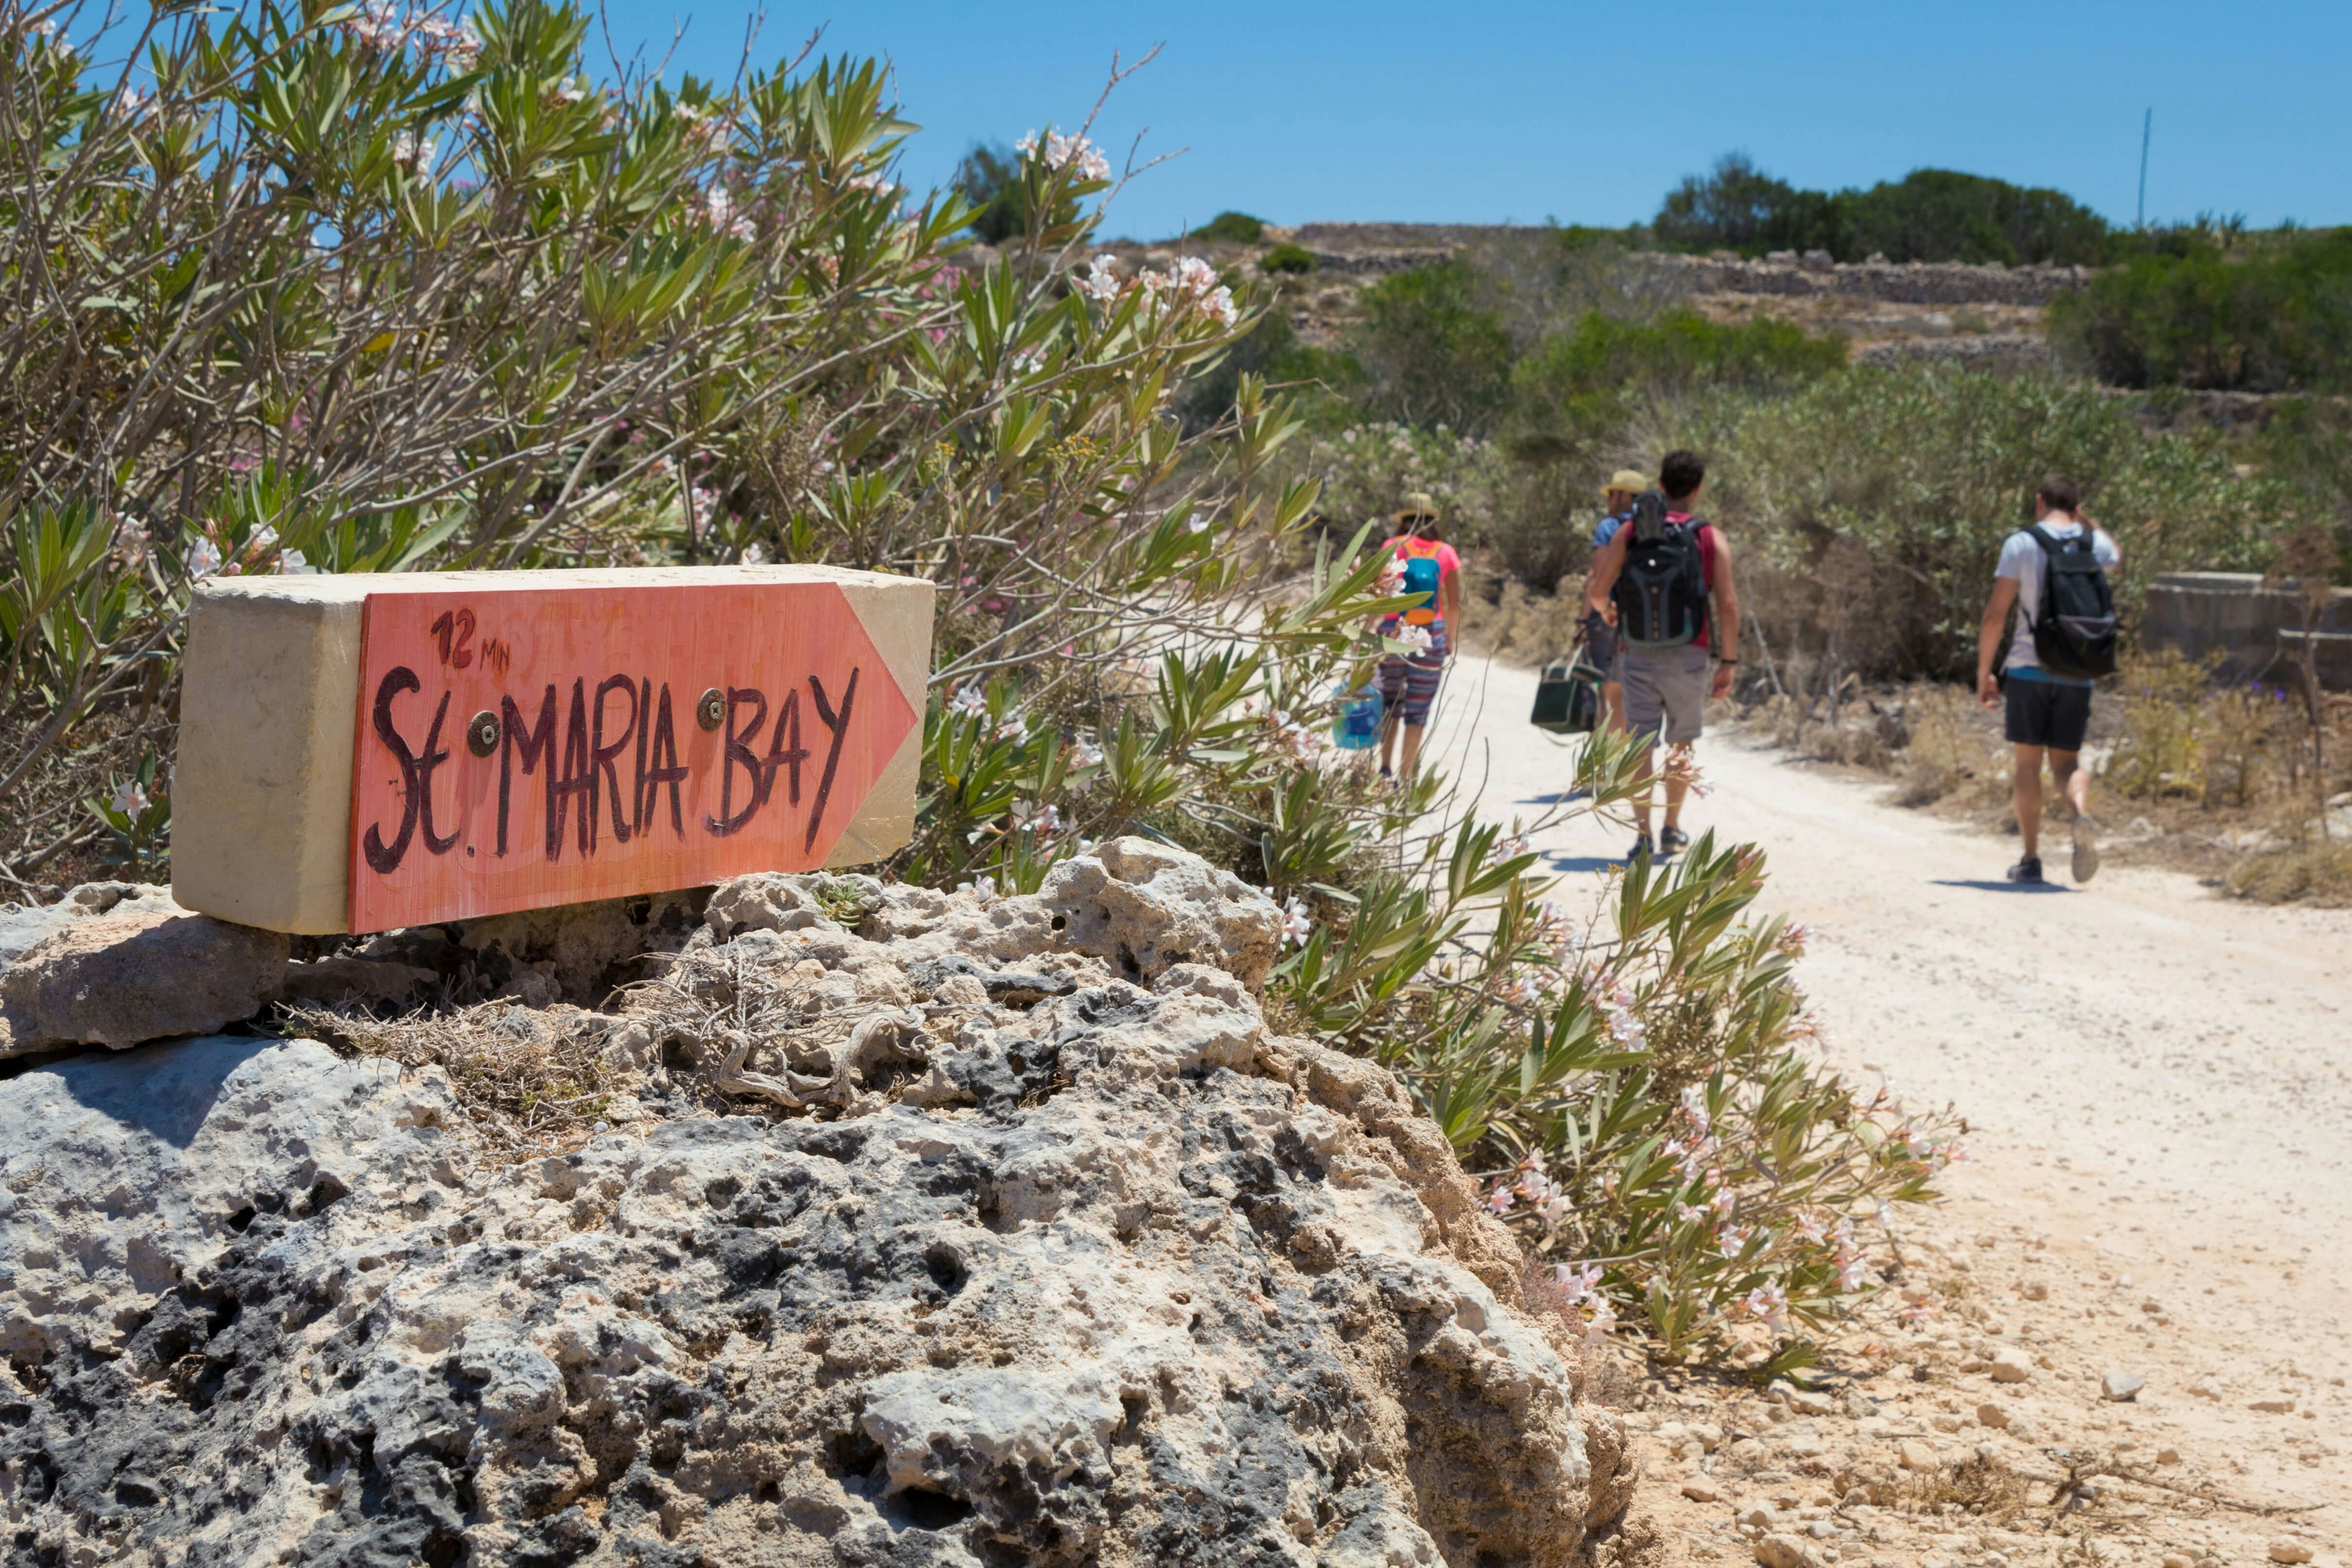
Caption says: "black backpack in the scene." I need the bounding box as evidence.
[1611,489,1709,648]
[2025,524,2117,679]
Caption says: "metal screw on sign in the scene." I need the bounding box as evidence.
[697,688,726,731]
[466,710,500,757]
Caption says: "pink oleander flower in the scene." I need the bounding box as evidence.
[1553,1261,1604,1306]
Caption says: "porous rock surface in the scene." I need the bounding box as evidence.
[0,887,289,1057]
[0,839,1627,1567]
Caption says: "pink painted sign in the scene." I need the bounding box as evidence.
[347,579,914,932]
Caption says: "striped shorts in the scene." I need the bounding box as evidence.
[1376,620,1449,726]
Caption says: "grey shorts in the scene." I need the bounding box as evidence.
[1620,644,1711,745]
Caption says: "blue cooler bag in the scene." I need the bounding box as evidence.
[1334,685,1383,750]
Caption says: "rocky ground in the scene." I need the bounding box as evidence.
[1611,1179,2345,1568]
[0,840,1652,1568]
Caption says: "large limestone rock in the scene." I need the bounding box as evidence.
[0,842,1618,1567]
[0,894,288,1057]
[858,833,1287,992]
[0,880,181,963]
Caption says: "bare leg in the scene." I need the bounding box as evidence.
[1379,709,1400,774]
[2049,748,2088,821]
[1603,682,1626,734]
[1399,721,1427,780]
[1662,742,1695,829]
[2012,744,2046,859]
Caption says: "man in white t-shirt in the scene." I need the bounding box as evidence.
[1974,474,2122,884]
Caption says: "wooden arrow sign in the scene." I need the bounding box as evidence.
[173,566,934,936]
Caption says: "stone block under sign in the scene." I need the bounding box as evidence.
[173,566,934,934]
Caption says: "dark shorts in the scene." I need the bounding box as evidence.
[2004,676,2092,752]
[1582,610,1621,675]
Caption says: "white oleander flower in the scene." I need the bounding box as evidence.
[1074,255,1122,303]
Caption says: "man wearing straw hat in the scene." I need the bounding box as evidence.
[1374,491,1463,783]
[1577,468,1649,734]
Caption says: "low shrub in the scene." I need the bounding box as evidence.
[1188,209,1265,245]
[1348,258,1516,435]
[2107,650,2326,809]
[1504,309,1848,464]
[2230,837,2352,904]
[2049,232,2352,391]
[1262,241,1317,275]
[1273,795,1958,1360]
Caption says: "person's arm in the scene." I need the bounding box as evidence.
[1441,569,1464,651]
[1707,529,1741,698]
[1586,529,1629,614]
[1977,577,2019,708]
[1580,524,1619,626]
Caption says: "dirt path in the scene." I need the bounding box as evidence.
[1423,655,2352,1568]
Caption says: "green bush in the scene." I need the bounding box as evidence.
[1506,309,1847,462]
[1188,209,1265,244]
[953,142,1028,243]
[1348,258,1516,435]
[1715,368,2324,680]
[1654,153,1838,257]
[1836,168,2109,266]
[1654,154,2111,264]
[2252,399,2352,582]
[1262,241,1317,275]
[2049,232,2352,391]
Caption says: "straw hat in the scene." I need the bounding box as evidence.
[1393,491,1440,523]
[1599,469,1648,501]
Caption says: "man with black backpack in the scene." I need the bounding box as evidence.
[1585,450,1741,862]
[1975,474,2122,884]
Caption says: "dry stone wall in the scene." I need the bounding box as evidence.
[1284,222,2089,306]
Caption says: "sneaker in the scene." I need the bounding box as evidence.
[2006,856,2044,884]
[1658,825,1690,856]
[1628,832,1656,864]
[2070,815,2101,884]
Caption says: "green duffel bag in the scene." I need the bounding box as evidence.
[1530,655,1604,735]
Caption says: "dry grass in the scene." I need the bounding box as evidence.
[282,1000,627,1158]
[2228,837,2352,904]
[1898,1453,2035,1522]
[1892,684,2011,810]
[1461,567,1588,665]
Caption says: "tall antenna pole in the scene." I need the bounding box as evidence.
[2136,108,2152,230]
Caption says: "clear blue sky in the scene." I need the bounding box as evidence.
[601,0,2342,239]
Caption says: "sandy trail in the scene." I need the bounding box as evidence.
[1417,654,2351,1559]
